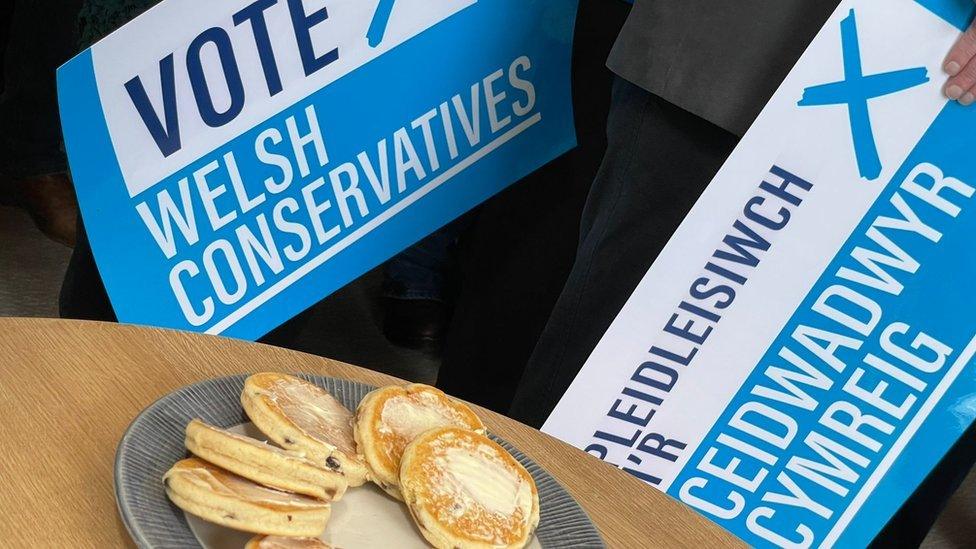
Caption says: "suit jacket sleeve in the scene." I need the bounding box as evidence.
[608,0,840,136]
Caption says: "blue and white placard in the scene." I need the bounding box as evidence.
[545,0,976,546]
[57,0,577,339]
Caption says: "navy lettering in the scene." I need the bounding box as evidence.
[186,27,246,128]
[233,0,283,97]
[124,54,181,157]
[287,0,339,76]
[761,165,814,206]
[713,220,771,268]
[690,277,736,309]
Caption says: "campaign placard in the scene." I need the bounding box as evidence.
[545,0,976,546]
[57,0,577,339]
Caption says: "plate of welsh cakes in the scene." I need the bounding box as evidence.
[115,373,604,548]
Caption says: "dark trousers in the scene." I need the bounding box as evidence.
[0,0,81,180]
[435,0,631,413]
[507,77,974,547]
[384,218,470,302]
[0,1,12,93]
[508,78,739,425]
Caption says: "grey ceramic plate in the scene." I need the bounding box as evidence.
[114,374,604,548]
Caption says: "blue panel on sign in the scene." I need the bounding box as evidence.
[668,98,976,547]
[915,0,976,30]
[58,0,579,340]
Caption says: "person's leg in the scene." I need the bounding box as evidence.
[0,0,13,94]
[0,0,83,246]
[382,217,469,351]
[0,0,79,180]
[436,0,630,413]
[59,216,115,321]
[508,78,739,428]
[383,221,464,303]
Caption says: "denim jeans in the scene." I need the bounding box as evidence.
[383,218,469,302]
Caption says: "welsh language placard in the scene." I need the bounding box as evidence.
[545,1,976,546]
[57,0,577,339]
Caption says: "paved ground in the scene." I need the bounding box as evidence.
[0,206,71,319]
[1,204,973,547]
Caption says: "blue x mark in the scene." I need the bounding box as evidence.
[798,10,929,180]
[367,0,397,48]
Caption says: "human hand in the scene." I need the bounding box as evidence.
[944,16,976,105]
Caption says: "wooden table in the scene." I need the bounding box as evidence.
[0,317,739,548]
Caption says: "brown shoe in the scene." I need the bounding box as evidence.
[9,172,78,247]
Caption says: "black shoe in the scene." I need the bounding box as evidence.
[382,298,447,354]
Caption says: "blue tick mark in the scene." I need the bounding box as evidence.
[367,0,397,48]
[798,10,929,180]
